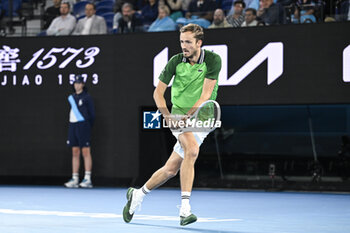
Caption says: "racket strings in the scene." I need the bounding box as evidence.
[170,101,221,132]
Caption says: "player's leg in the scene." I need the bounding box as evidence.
[64,146,80,188]
[80,147,93,188]
[72,146,81,174]
[81,147,92,171]
[78,121,93,188]
[123,151,183,223]
[65,123,80,188]
[178,132,200,226]
[178,132,199,192]
[145,150,183,190]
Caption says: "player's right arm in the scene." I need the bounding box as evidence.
[154,54,182,127]
[154,81,183,129]
[153,80,171,124]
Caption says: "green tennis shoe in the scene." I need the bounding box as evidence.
[180,213,197,226]
[122,187,134,223]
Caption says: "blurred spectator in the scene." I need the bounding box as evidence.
[158,0,188,12]
[241,7,258,26]
[293,0,317,23]
[324,16,336,22]
[137,0,149,10]
[175,0,215,28]
[163,0,182,12]
[141,0,159,26]
[118,3,143,33]
[148,5,176,31]
[244,0,260,10]
[256,0,285,25]
[42,0,62,29]
[162,0,183,21]
[227,0,259,14]
[226,0,259,16]
[226,0,245,27]
[47,2,76,36]
[257,20,266,25]
[323,0,331,17]
[277,0,294,6]
[113,0,139,29]
[182,0,192,11]
[336,0,349,21]
[115,0,139,12]
[73,3,107,35]
[187,0,217,22]
[209,8,233,28]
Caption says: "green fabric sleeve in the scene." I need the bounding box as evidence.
[159,54,182,85]
[205,52,222,80]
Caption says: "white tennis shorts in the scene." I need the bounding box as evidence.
[172,131,210,158]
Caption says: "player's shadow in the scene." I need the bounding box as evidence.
[131,222,247,233]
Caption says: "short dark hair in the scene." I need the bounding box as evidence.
[180,23,204,42]
[61,1,70,9]
[233,0,246,8]
[122,2,134,10]
[245,8,257,16]
[86,3,96,10]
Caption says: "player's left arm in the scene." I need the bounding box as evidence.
[186,78,217,116]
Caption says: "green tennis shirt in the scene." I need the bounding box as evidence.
[159,49,221,115]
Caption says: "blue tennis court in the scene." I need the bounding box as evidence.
[0,186,349,233]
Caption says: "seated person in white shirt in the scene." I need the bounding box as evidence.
[73,3,107,35]
[241,8,258,26]
[47,2,76,36]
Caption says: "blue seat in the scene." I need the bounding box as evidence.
[94,0,115,3]
[96,7,113,16]
[73,1,89,18]
[215,0,222,8]
[1,0,22,17]
[96,0,114,10]
[101,12,114,33]
[37,30,47,36]
[176,17,211,28]
[220,0,232,11]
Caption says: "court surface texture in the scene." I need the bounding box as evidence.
[0,186,349,233]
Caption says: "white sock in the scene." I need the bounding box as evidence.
[139,184,150,198]
[84,171,91,181]
[181,192,191,207]
[72,173,79,182]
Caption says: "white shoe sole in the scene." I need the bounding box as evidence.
[64,184,79,188]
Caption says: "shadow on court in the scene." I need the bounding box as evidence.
[131,222,248,233]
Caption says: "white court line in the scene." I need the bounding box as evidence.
[0,209,241,222]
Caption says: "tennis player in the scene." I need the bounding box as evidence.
[123,24,221,226]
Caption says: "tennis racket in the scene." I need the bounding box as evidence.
[175,100,221,133]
